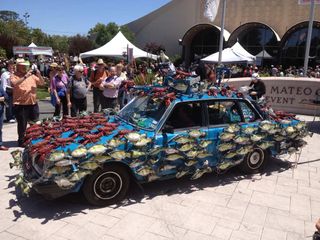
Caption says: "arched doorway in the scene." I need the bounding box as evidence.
[182,24,228,66]
[280,21,320,67]
[228,22,280,65]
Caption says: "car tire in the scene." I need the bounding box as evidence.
[239,148,267,174]
[82,164,130,206]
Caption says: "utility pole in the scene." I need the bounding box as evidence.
[303,0,315,76]
[218,0,227,65]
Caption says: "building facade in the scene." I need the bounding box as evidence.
[127,0,320,66]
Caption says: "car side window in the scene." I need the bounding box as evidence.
[207,100,241,125]
[239,101,260,122]
[164,102,203,130]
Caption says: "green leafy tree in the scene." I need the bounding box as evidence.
[0,10,19,21]
[88,22,134,47]
[0,47,7,58]
[68,34,93,56]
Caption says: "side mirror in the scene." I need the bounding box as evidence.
[162,125,174,134]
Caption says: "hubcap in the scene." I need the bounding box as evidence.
[93,171,122,200]
[247,148,265,169]
[249,152,261,165]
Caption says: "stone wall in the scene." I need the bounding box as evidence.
[227,77,320,115]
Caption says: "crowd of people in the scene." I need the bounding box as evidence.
[0,54,319,151]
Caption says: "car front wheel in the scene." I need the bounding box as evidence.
[82,164,130,206]
[239,148,267,174]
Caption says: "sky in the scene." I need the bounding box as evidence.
[0,0,171,35]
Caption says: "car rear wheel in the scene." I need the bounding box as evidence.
[82,165,130,206]
[239,148,267,174]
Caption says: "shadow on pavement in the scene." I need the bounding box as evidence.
[6,157,292,224]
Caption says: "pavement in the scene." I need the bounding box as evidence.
[0,115,320,240]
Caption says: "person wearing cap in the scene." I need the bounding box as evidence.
[89,59,108,112]
[10,59,45,147]
[0,60,15,123]
[68,64,91,117]
[249,73,266,100]
[52,65,70,117]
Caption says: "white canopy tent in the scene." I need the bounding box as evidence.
[13,42,53,56]
[255,50,273,59]
[80,31,158,60]
[201,42,256,63]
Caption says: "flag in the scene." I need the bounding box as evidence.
[204,0,220,22]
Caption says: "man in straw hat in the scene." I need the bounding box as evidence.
[10,59,45,147]
[89,58,108,112]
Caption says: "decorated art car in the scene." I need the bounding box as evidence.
[10,79,309,206]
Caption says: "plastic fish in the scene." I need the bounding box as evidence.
[147,174,160,182]
[176,170,189,179]
[260,124,274,132]
[280,119,291,125]
[237,146,253,155]
[251,134,265,142]
[166,154,183,161]
[174,136,192,144]
[217,143,234,152]
[93,155,112,163]
[159,165,176,171]
[14,175,24,186]
[134,138,152,147]
[295,122,306,130]
[179,144,194,152]
[71,148,88,158]
[186,150,199,159]
[109,150,127,160]
[126,132,141,142]
[189,130,203,138]
[286,126,296,134]
[226,124,240,133]
[219,132,235,141]
[88,145,107,155]
[165,148,179,155]
[9,162,20,169]
[55,160,76,167]
[243,127,257,135]
[149,147,163,156]
[190,167,212,180]
[11,150,22,162]
[21,182,31,195]
[108,139,124,148]
[137,166,154,176]
[128,150,145,159]
[234,136,249,145]
[199,140,211,148]
[288,147,298,154]
[68,171,90,182]
[79,161,100,170]
[224,151,237,159]
[295,139,307,148]
[185,159,198,167]
[49,151,65,162]
[257,141,274,150]
[54,177,75,189]
[44,166,71,177]
[274,135,285,142]
[197,153,213,159]
[218,161,233,170]
[130,159,145,168]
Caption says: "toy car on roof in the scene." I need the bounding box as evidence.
[10,78,309,206]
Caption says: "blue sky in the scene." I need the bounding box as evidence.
[0,0,170,35]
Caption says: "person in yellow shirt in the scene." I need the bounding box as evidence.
[10,59,45,147]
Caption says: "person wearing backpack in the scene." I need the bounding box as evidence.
[68,65,91,117]
[51,65,70,117]
[89,59,108,113]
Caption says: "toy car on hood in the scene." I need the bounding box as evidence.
[10,80,309,206]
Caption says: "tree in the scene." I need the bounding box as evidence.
[0,47,7,58]
[48,35,69,54]
[68,34,93,56]
[29,28,49,46]
[144,42,165,54]
[0,10,19,22]
[88,22,134,47]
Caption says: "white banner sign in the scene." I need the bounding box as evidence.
[298,0,320,5]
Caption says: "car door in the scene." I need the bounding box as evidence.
[153,101,209,177]
[204,99,243,167]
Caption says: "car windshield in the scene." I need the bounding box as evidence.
[118,96,167,130]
